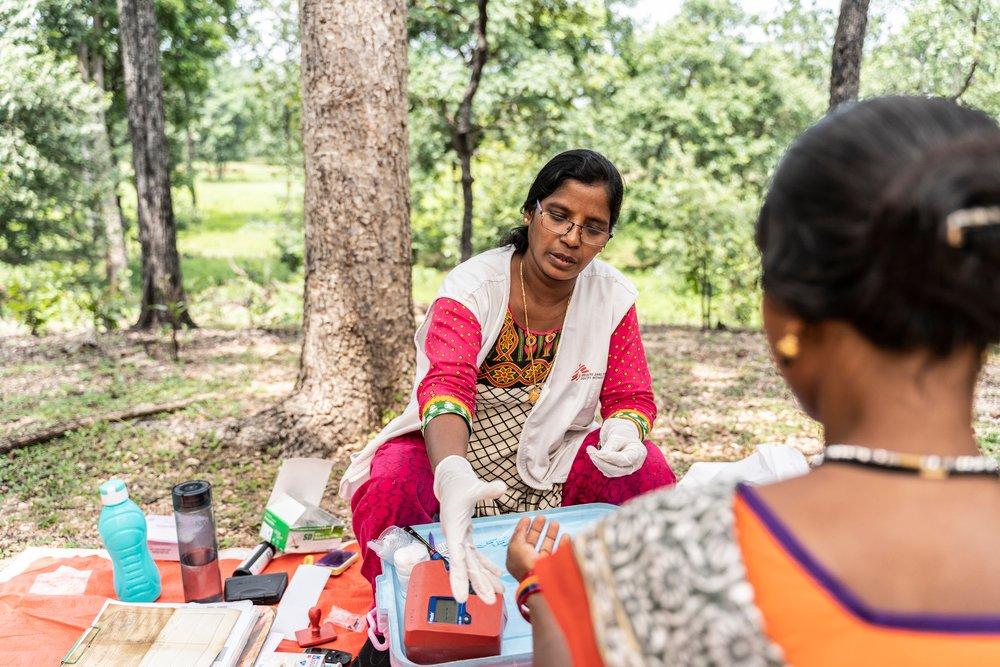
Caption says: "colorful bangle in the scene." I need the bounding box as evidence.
[515,574,542,622]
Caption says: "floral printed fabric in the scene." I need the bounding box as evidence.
[477,308,561,388]
[421,395,473,432]
[573,484,785,667]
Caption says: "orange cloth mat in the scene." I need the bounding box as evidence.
[0,544,370,666]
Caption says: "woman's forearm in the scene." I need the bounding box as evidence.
[528,595,572,666]
[424,413,471,470]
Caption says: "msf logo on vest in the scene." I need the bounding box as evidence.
[571,363,603,382]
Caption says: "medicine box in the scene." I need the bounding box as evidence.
[145,515,179,561]
[260,495,344,553]
[259,458,345,554]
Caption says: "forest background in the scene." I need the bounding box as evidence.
[1,0,998,555]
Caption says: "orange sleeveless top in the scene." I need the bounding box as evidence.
[538,485,1000,665]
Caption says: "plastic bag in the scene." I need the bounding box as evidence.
[325,604,367,632]
[367,525,414,561]
[366,526,429,594]
[676,444,810,491]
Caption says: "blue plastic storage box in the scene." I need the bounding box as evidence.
[375,503,615,667]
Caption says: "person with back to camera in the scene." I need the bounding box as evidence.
[341,149,677,614]
[504,96,1000,666]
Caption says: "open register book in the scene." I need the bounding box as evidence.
[62,598,273,667]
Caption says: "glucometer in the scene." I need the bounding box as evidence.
[402,558,506,664]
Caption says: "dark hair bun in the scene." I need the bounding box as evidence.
[757,96,1000,355]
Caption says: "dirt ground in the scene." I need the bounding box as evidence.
[1,327,997,560]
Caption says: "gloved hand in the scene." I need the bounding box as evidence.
[433,455,507,604]
[587,417,648,478]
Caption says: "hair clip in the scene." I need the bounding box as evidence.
[945,206,1000,248]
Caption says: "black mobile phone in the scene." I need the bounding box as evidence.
[304,648,354,665]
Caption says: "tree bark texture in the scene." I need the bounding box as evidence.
[233,0,414,455]
[117,0,194,327]
[454,0,488,263]
[829,0,870,110]
[78,14,128,292]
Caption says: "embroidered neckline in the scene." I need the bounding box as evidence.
[478,309,560,388]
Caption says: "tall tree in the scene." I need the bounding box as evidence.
[234,0,413,452]
[116,0,194,327]
[829,0,870,109]
[456,1,488,262]
[77,9,128,291]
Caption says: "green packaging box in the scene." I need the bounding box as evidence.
[259,458,345,554]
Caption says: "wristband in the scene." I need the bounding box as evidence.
[515,574,542,622]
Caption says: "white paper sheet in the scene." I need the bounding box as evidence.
[251,632,286,667]
[270,564,331,640]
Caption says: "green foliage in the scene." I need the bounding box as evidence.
[1,273,62,335]
[78,282,130,332]
[275,235,303,274]
[863,0,1000,116]
[587,0,825,326]
[0,2,105,264]
[5,0,1000,334]
[196,65,261,177]
[408,0,825,326]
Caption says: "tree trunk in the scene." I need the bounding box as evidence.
[829,0,870,109]
[183,89,198,208]
[231,0,413,455]
[454,0,488,263]
[117,0,194,328]
[457,151,475,262]
[79,14,128,292]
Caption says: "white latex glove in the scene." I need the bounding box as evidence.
[433,455,508,604]
[587,417,648,478]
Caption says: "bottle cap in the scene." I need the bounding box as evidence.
[172,480,213,511]
[99,479,129,506]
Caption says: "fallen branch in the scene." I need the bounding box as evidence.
[1,395,213,455]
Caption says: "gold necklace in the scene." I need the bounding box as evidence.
[518,258,541,405]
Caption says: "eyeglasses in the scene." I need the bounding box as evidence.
[534,202,613,248]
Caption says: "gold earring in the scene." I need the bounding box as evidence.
[776,333,800,362]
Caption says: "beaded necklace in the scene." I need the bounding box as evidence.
[821,444,999,479]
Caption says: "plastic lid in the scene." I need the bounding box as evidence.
[172,480,212,511]
[99,479,129,506]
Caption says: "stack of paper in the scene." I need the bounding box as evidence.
[62,599,274,667]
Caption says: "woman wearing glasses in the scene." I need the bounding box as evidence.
[341,149,676,606]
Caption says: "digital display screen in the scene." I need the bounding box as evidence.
[430,597,460,624]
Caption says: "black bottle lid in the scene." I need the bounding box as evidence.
[172,480,213,511]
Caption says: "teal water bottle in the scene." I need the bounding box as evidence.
[98,479,161,602]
